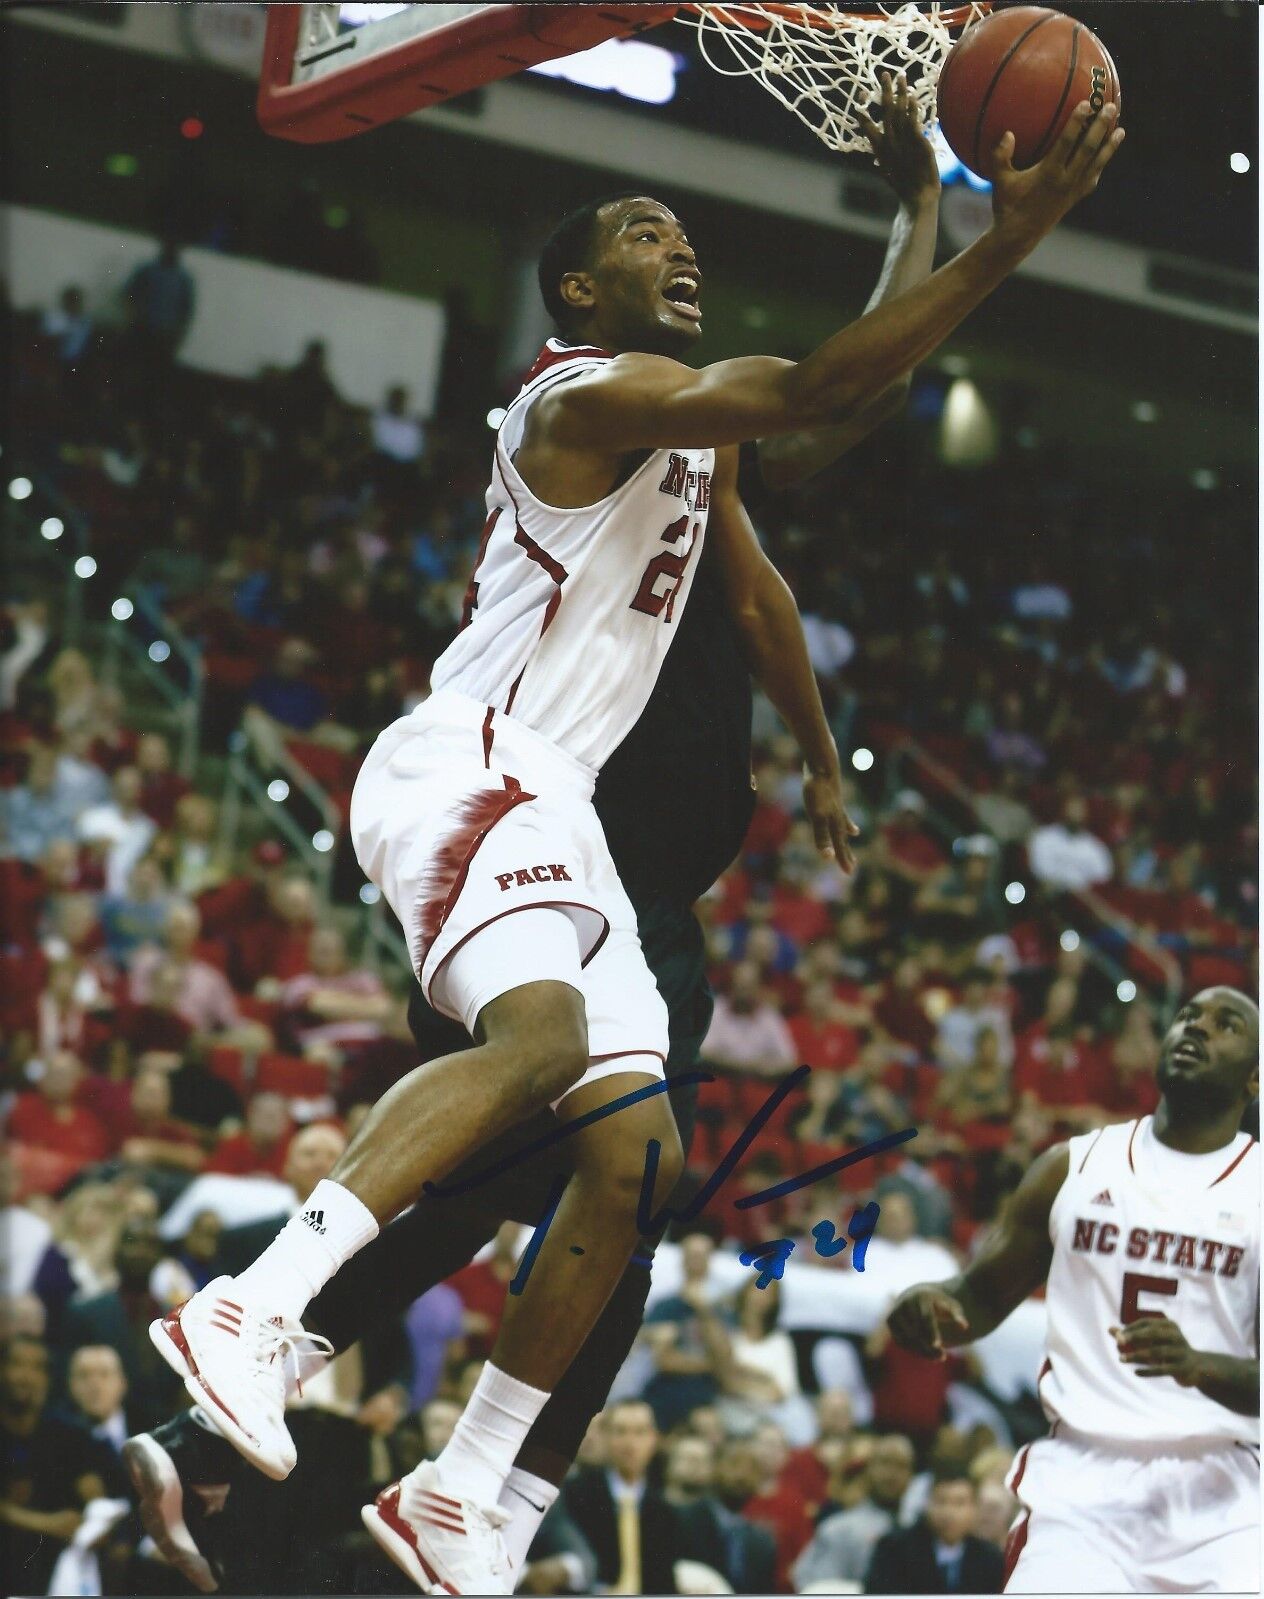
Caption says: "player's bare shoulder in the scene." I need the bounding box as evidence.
[533,350,692,449]
[1007,1138,1071,1227]
[518,352,690,504]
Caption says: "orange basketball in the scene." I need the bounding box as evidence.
[936,6,1121,181]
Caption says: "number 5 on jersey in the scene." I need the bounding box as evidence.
[1120,1270,1178,1324]
[630,514,701,622]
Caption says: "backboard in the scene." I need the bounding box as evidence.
[257,4,680,142]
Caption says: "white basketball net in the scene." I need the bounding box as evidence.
[683,3,991,154]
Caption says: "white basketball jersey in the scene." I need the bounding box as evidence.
[430,340,715,771]
[1041,1116,1259,1448]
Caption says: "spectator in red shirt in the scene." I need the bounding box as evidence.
[874,956,936,1059]
[702,962,797,1077]
[873,791,945,890]
[448,1222,519,1361]
[788,980,861,1073]
[197,839,288,944]
[1013,977,1110,1127]
[130,901,269,1052]
[207,1091,292,1178]
[51,893,115,975]
[230,871,317,991]
[7,1050,111,1180]
[135,731,190,830]
[115,959,195,1057]
[0,857,45,948]
[864,1318,969,1456]
[278,926,391,1062]
[744,1418,817,1589]
[781,1389,856,1513]
[115,1068,204,1173]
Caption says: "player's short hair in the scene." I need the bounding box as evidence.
[537,192,646,331]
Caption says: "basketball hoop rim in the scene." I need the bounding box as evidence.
[684,3,989,31]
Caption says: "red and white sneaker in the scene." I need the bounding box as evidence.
[149,1276,331,1482]
[362,1460,513,1595]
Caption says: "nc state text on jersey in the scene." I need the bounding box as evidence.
[1072,1218,1247,1276]
[658,453,712,510]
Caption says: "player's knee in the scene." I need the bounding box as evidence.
[592,1113,683,1212]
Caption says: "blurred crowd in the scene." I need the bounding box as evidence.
[1,257,1254,1594]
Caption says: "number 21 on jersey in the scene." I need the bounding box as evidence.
[629,514,701,622]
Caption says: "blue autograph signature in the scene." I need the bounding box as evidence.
[421,1064,917,1295]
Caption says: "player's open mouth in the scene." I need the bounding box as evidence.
[662,274,702,320]
[1170,1039,1207,1064]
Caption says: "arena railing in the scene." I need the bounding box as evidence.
[5,472,90,645]
[103,584,205,776]
[885,736,1182,1016]
[218,731,338,899]
[217,733,414,985]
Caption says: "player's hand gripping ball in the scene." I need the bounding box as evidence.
[936,6,1121,181]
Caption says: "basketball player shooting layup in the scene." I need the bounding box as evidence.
[151,88,1123,1595]
[889,987,1260,1594]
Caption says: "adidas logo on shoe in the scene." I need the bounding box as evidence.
[301,1209,327,1235]
[1091,1189,1114,1207]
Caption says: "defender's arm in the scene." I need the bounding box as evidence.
[709,449,858,870]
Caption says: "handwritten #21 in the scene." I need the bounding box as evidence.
[421,1064,916,1294]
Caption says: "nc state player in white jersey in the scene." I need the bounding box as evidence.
[890,987,1260,1593]
[150,81,1124,1594]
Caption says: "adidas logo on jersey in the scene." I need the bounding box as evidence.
[1091,1189,1114,1207]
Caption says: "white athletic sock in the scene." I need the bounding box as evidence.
[435,1363,550,1509]
[231,1179,378,1321]
[498,1468,559,1571]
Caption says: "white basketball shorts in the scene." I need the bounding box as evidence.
[1004,1426,1260,1593]
[349,689,668,1098]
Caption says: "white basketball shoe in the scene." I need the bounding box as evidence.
[362,1459,514,1595]
[149,1276,331,1481]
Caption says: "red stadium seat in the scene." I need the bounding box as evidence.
[255,1052,332,1099]
[235,994,280,1028]
[1186,953,1248,990]
[284,737,353,793]
[961,1121,1012,1154]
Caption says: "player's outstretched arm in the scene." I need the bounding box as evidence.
[757,71,941,491]
[888,1142,1069,1357]
[1111,1318,1260,1418]
[708,449,859,871]
[545,103,1123,454]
